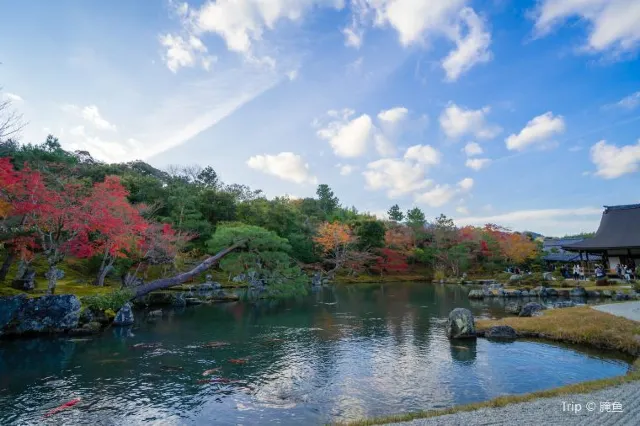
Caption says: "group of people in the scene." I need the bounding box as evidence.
[571,264,586,281]
[616,263,637,282]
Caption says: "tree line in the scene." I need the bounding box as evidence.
[0,136,541,296]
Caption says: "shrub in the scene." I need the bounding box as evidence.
[83,289,133,312]
[595,279,611,287]
[434,269,446,281]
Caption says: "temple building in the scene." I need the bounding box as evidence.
[562,204,640,275]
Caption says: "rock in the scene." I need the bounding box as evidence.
[468,289,485,299]
[483,289,494,297]
[613,292,630,301]
[553,301,576,308]
[586,291,601,298]
[509,274,522,281]
[519,302,544,317]
[602,290,613,298]
[0,294,81,336]
[172,292,187,307]
[185,297,204,306]
[113,303,134,326]
[545,288,558,297]
[520,290,530,297]
[488,283,504,290]
[569,287,586,297]
[485,325,517,340]
[542,272,553,281]
[498,289,506,297]
[505,303,522,315]
[557,290,570,298]
[79,308,94,325]
[446,308,476,339]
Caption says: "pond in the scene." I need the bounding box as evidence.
[0,283,633,425]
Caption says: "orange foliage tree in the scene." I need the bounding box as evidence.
[313,222,360,278]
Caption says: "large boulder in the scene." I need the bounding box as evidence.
[509,274,522,282]
[113,302,134,326]
[485,325,517,340]
[446,308,476,339]
[542,272,553,281]
[0,294,81,336]
[519,302,544,317]
[602,290,613,298]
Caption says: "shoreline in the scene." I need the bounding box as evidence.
[336,305,640,425]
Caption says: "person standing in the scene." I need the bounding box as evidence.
[573,264,579,280]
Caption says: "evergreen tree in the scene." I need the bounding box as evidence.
[387,204,404,221]
[316,184,339,215]
[406,207,426,227]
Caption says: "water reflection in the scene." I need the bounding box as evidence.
[0,283,632,425]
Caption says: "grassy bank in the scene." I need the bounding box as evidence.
[336,306,640,426]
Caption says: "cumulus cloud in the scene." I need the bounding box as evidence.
[363,158,433,198]
[247,152,318,184]
[363,144,441,197]
[316,106,417,158]
[505,112,565,151]
[465,158,491,170]
[63,104,117,131]
[159,33,216,73]
[533,0,640,55]
[439,103,501,140]
[463,142,483,156]
[590,139,640,179]
[414,177,473,207]
[316,110,374,158]
[65,125,140,162]
[404,144,441,165]
[442,8,492,81]
[338,164,356,176]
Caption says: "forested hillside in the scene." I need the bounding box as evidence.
[0,136,541,297]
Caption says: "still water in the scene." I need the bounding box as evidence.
[0,283,632,425]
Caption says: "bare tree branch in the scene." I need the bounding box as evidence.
[0,87,26,141]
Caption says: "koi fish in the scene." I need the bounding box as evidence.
[43,398,81,418]
[159,365,184,372]
[202,368,221,376]
[451,345,470,351]
[131,342,162,349]
[229,358,248,365]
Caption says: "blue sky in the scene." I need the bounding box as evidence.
[1,0,639,236]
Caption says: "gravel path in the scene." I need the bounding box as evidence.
[593,301,640,322]
[388,381,639,426]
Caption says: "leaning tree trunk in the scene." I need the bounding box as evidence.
[0,249,16,282]
[95,255,114,287]
[132,242,243,299]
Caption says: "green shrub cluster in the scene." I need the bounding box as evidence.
[82,289,133,312]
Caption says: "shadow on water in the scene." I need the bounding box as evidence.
[0,282,633,425]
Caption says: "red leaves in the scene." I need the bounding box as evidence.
[374,248,409,273]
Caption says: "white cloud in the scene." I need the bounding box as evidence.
[65,125,138,162]
[442,8,492,82]
[374,133,397,157]
[457,177,474,191]
[568,145,583,152]
[170,0,344,66]
[363,158,432,198]
[465,158,491,170]
[590,139,640,179]
[613,91,640,110]
[533,0,640,55]
[463,141,483,156]
[439,103,501,140]
[378,107,408,123]
[505,112,565,151]
[62,104,117,131]
[415,184,456,207]
[4,93,23,102]
[414,177,472,207]
[316,111,374,158]
[247,152,317,184]
[404,144,441,165]
[338,164,356,176]
[455,207,603,236]
[159,33,215,73]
